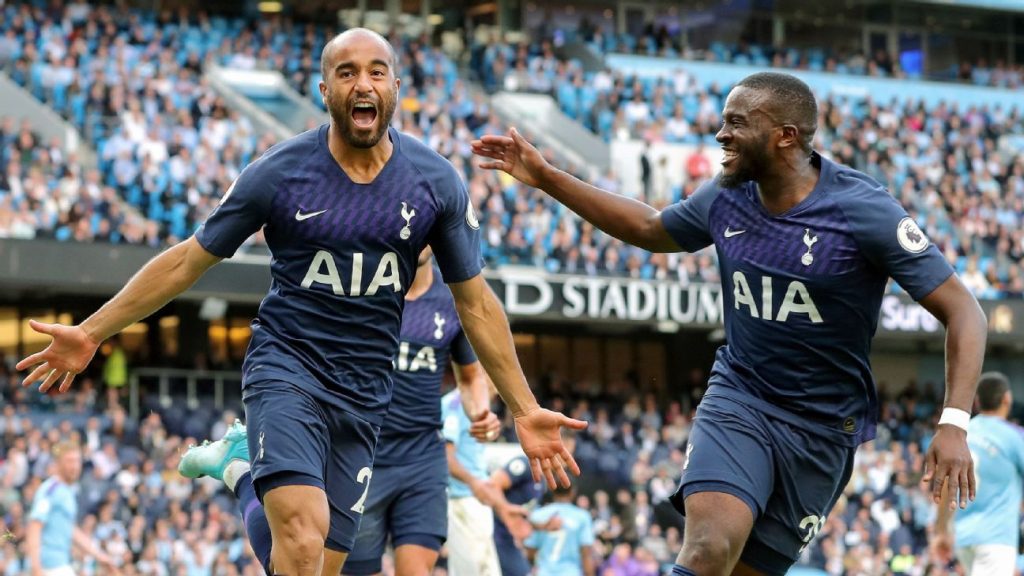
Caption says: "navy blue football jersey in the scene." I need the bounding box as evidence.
[661,152,953,445]
[195,126,482,425]
[374,267,477,466]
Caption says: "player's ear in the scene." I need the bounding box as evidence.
[394,76,401,93]
[319,80,327,105]
[777,124,799,150]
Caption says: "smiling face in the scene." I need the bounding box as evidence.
[715,86,776,188]
[319,30,400,149]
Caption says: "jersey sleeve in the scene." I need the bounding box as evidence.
[659,178,719,252]
[194,156,278,258]
[838,182,954,301]
[28,488,53,523]
[450,329,478,365]
[427,168,484,283]
[442,398,462,444]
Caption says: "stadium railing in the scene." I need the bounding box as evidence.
[128,367,242,423]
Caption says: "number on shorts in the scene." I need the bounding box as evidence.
[548,529,567,561]
[350,466,373,514]
[797,514,825,554]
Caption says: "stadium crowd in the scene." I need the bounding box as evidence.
[1,3,1024,298]
[0,355,1011,576]
[516,19,1024,88]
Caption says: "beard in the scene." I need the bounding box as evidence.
[718,133,772,188]
[326,88,398,149]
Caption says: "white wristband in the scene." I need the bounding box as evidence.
[938,408,970,431]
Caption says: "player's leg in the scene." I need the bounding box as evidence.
[668,394,774,576]
[389,455,449,576]
[341,464,402,576]
[447,495,501,576]
[179,419,331,574]
[730,562,767,576]
[264,483,331,575]
[321,407,381,575]
[242,380,334,575]
[245,381,337,573]
[733,417,855,576]
[393,545,441,576]
[178,387,334,576]
[179,420,274,571]
[673,492,755,574]
[322,548,348,575]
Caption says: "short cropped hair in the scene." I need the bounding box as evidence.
[736,72,817,152]
[52,440,81,458]
[977,372,1011,411]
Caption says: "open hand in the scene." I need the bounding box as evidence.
[16,320,100,393]
[471,128,551,189]
[514,407,588,489]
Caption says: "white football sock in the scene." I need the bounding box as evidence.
[223,459,251,493]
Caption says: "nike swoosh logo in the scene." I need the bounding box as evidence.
[724,227,746,238]
[295,209,328,221]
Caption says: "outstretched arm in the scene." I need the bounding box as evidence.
[82,236,223,342]
[919,275,987,509]
[448,274,587,488]
[17,236,222,392]
[472,129,681,252]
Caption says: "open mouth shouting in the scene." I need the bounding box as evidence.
[351,101,378,129]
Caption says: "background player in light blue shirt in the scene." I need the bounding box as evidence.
[934,372,1024,576]
[525,485,595,576]
[442,386,508,575]
[25,441,114,576]
[443,387,490,498]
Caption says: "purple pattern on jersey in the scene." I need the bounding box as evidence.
[711,186,866,281]
[661,153,954,447]
[400,278,461,346]
[196,125,483,426]
[274,159,434,249]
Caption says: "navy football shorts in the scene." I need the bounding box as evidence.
[243,379,380,553]
[670,392,855,575]
[494,524,531,576]
[342,453,449,575]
